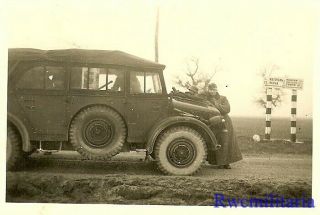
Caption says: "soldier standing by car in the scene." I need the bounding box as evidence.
[205,83,243,169]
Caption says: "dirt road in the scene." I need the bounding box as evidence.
[6,151,312,205]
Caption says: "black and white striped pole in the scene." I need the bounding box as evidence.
[264,77,303,142]
[290,89,297,142]
[265,87,272,140]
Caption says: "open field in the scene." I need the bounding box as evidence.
[232,117,313,141]
[238,136,312,155]
[233,117,313,155]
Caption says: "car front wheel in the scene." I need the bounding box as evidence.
[154,126,207,175]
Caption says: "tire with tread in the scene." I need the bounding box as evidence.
[69,106,126,160]
[7,125,24,171]
[154,126,207,175]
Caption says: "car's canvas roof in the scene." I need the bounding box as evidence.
[8,48,166,70]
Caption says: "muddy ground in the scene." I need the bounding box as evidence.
[6,139,312,206]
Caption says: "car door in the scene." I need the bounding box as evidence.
[125,70,169,143]
[13,62,68,140]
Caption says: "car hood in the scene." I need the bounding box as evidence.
[171,98,221,119]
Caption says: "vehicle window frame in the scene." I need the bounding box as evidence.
[129,70,164,96]
[13,61,67,94]
[68,64,126,95]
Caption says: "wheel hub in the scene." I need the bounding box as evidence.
[84,119,114,148]
[167,138,196,168]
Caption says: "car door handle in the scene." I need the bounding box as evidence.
[23,98,36,109]
[25,105,36,110]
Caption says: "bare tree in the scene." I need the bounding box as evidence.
[202,64,221,92]
[175,57,221,92]
[254,64,286,108]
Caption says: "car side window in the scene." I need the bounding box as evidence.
[130,72,144,93]
[45,66,65,90]
[108,68,125,92]
[70,67,124,92]
[130,71,162,94]
[146,72,162,94]
[17,66,44,89]
[17,65,65,90]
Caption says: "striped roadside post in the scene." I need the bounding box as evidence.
[265,87,272,140]
[290,89,297,142]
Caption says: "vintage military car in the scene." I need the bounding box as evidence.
[7,48,224,175]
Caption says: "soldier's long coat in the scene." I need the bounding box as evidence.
[206,93,243,165]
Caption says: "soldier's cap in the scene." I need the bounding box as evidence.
[208,83,218,90]
[188,86,199,93]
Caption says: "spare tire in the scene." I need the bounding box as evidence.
[69,106,127,160]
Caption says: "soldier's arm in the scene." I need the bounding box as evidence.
[213,96,230,114]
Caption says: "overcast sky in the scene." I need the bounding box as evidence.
[2,0,319,117]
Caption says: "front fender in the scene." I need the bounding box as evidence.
[146,116,220,153]
[7,112,32,152]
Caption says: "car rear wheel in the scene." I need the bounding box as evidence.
[154,126,207,175]
[7,125,24,171]
[69,106,127,160]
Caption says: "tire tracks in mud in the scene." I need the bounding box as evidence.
[6,172,311,205]
[6,152,312,205]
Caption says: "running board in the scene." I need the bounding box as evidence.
[37,141,63,154]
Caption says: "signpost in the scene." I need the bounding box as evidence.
[264,77,304,90]
[264,77,286,88]
[263,77,304,142]
[284,78,303,89]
